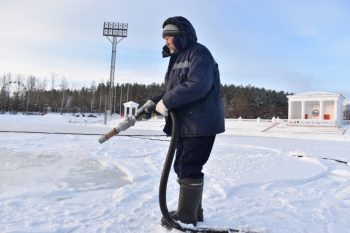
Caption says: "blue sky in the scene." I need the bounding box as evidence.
[1,0,350,98]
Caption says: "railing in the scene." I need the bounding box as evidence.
[287,119,337,126]
[225,117,287,123]
[147,115,348,127]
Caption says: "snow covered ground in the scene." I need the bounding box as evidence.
[0,113,350,233]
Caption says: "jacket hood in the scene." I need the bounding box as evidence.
[162,16,197,57]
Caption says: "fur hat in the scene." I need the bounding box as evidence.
[162,24,181,38]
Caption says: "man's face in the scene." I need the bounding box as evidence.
[164,36,177,54]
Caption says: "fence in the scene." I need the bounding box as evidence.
[226,116,287,123]
[343,120,350,125]
[287,119,337,126]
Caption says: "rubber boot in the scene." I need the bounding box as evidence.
[197,198,204,222]
[161,178,203,227]
[165,199,203,222]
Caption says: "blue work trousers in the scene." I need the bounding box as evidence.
[174,135,216,179]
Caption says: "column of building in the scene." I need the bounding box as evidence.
[334,100,338,125]
[319,100,324,120]
[301,101,305,119]
[288,101,292,120]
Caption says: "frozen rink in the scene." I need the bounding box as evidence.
[0,113,350,233]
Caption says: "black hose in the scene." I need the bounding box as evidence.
[158,111,182,229]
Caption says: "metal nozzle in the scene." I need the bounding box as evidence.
[98,114,139,144]
[98,128,118,144]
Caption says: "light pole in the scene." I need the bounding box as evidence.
[103,21,128,123]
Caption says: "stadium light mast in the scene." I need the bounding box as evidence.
[103,21,128,121]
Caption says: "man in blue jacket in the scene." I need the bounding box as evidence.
[137,16,225,227]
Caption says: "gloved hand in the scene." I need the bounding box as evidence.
[136,100,156,120]
[156,99,168,116]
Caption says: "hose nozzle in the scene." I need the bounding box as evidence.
[98,128,118,143]
[98,116,136,144]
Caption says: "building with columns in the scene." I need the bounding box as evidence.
[287,91,345,127]
[343,101,350,123]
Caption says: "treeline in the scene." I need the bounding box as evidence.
[222,84,289,118]
[0,73,290,118]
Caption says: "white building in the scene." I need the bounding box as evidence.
[287,91,345,127]
[343,101,350,123]
[123,101,139,117]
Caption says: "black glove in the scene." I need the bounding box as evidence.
[136,100,156,120]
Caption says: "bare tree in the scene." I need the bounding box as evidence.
[0,73,13,112]
[26,75,37,112]
[1,73,12,87]
[60,76,68,114]
[99,78,104,114]
[50,72,57,90]
[90,80,96,113]
[39,78,48,91]
[27,75,36,91]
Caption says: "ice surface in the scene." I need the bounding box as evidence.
[0,113,349,233]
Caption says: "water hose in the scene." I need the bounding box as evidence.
[158,111,182,229]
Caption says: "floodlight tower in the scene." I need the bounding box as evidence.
[103,22,128,118]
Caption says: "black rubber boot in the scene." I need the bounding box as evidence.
[197,199,204,222]
[161,178,203,227]
[162,203,203,225]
